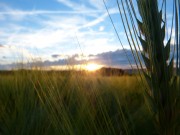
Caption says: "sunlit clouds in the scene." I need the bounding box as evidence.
[0,0,174,69]
[0,0,124,66]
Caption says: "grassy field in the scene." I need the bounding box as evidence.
[0,70,156,135]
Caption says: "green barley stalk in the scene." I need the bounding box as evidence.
[104,0,180,134]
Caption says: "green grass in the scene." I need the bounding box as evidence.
[0,70,156,135]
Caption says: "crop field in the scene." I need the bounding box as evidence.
[0,0,179,134]
[0,70,157,135]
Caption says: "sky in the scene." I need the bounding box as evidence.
[0,0,174,70]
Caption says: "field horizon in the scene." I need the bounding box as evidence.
[0,69,156,135]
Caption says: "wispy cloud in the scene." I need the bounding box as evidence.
[0,1,125,66]
[56,0,91,11]
[80,13,108,28]
[57,0,79,10]
[0,8,120,48]
[0,10,105,15]
[88,0,105,10]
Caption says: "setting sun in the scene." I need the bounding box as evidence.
[86,63,101,71]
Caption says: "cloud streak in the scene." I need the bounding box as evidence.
[0,10,105,15]
[56,0,92,11]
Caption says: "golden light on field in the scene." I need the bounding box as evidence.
[86,63,101,71]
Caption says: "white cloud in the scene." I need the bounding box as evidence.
[0,3,121,65]
[99,26,104,31]
[0,10,105,16]
[56,0,92,11]
[80,13,108,28]
[88,0,105,10]
[0,10,114,49]
[57,0,79,10]
[0,45,38,64]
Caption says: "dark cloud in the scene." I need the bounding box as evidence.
[51,54,60,58]
[0,49,141,70]
[1,47,178,70]
[89,49,138,67]
[0,63,17,70]
[47,49,140,68]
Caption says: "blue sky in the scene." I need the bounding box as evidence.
[0,0,174,69]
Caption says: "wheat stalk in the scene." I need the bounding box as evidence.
[104,0,180,134]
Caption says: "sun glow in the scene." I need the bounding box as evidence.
[86,63,101,71]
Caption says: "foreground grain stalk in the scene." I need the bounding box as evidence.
[104,0,179,134]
